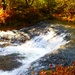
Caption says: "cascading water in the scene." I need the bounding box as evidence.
[0,26,69,75]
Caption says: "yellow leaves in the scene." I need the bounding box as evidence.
[60,45,66,49]
[0,9,5,23]
[0,8,3,15]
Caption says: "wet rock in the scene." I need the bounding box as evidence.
[0,53,24,71]
[0,43,11,47]
[0,30,30,46]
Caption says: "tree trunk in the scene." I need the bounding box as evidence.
[26,0,34,6]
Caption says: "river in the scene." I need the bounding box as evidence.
[0,20,75,75]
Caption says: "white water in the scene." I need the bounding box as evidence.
[0,28,68,75]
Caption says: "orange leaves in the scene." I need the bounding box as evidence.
[0,4,2,9]
[39,62,75,75]
[0,12,8,23]
[31,70,36,74]
[39,69,47,75]
[0,8,9,23]
[3,12,8,18]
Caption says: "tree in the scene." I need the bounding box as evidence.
[1,0,7,10]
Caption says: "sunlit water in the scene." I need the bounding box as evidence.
[0,24,69,75]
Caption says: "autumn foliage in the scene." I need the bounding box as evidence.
[0,0,75,30]
[39,62,75,75]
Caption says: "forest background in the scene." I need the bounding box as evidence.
[0,0,75,30]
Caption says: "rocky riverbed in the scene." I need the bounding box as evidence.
[0,20,75,75]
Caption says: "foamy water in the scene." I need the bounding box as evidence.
[0,28,69,75]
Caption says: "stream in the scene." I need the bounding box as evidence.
[0,20,75,75]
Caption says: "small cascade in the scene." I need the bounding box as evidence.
[0,26,69,75]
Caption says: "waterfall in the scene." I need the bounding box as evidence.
[0,27,69,75]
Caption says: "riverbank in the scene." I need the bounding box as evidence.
[0,18,75,31]
[0,7,75,31]
[52,13,75,22]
